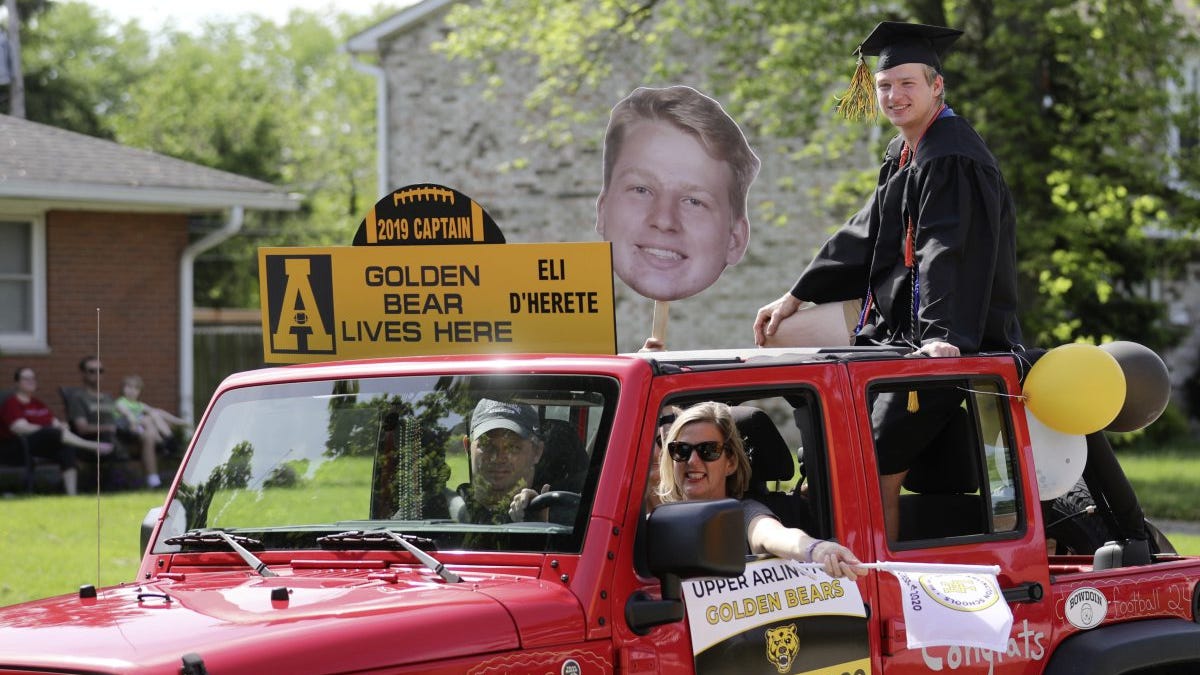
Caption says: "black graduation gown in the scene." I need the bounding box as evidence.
[790,114,1022,353]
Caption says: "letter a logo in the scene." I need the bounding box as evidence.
[266,255,335,354]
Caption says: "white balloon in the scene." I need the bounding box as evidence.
[1025,409,1087,501]
[988,433,1010,484]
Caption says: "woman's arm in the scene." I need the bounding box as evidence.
[9,417,40,435]
[746,514,865,580]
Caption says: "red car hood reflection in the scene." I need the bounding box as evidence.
[0,569,585,673]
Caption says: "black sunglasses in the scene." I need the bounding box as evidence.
[667,440,725,462]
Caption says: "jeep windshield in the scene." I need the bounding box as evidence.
[152,373,616,555]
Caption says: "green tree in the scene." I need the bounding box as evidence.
[439,0,1200,351]
[13,1,152,138]
[100,9,389,307]
[322,380,465,520]
[15,3,389,307]
[176,440,255,530]
[112,26,284,182]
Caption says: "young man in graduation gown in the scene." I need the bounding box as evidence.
[755,21,1021,358]
[754,22,1021,542]
[754,22,1150,554]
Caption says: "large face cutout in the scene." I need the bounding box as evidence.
[597,120,748,301]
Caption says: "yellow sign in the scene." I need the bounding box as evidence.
[258,243,615,363]
[353,184,505,246]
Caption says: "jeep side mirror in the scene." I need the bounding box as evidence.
[626,498,745,634]
[140,502,187,556]
[140,507,162,556]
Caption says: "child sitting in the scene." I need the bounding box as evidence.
[116,374,189,486]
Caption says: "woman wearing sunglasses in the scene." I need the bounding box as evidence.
[655,401,865,580]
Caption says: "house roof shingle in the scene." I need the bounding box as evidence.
[0,113,300,212]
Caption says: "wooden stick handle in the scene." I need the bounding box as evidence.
[651,301,670,342]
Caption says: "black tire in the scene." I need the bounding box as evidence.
[1124,663,1200,675]
[1043,479,1175,556]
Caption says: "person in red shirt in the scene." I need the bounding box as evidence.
[1,367,113,495]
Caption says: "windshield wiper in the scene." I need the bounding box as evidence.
[317,529,435,550]
[164,530,277,577]
[317,530,461,583]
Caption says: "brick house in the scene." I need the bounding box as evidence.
[0,113,299,425]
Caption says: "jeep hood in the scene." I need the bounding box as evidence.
[0,570,585,673]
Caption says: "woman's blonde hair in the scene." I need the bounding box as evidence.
[656,401,750,504]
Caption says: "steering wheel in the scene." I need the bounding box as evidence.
[529,490,582,512]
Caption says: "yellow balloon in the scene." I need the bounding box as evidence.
[1024,343,1126,436]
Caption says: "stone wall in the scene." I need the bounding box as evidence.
[377,10,863,353]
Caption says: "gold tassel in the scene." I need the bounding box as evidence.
[907,390,919,412]
[835,52,878,121]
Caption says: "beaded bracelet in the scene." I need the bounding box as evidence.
[806,539,826,562]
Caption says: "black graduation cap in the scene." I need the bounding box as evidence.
[859,21,963,73]
[836,21,964,121]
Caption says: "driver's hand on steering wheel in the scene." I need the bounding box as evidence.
[509,484,551,522]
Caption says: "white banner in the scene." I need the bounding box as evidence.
[889,569,1013,652]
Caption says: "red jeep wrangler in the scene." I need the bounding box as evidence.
[0,347,1197,673]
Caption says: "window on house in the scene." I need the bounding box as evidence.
[1179,75,1199,165]
[0,217,47,353]
[1170,59,1200,179]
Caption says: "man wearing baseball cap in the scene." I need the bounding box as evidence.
[453,398,549,524]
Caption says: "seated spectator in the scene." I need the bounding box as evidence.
[451,398,554,524]
[655,401,865,580]
[116,374,189,458]
[67,356,161,489]
[1,367,113,495]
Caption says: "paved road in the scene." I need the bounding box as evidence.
[1153,519,1200,536]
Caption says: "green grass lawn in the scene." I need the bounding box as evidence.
[0,490,166,607]
[1115,447,1200,521]
[1168,533,1200,554]
[2,444,1198,608]
[205,451,471,527]
[0,452,471,607]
